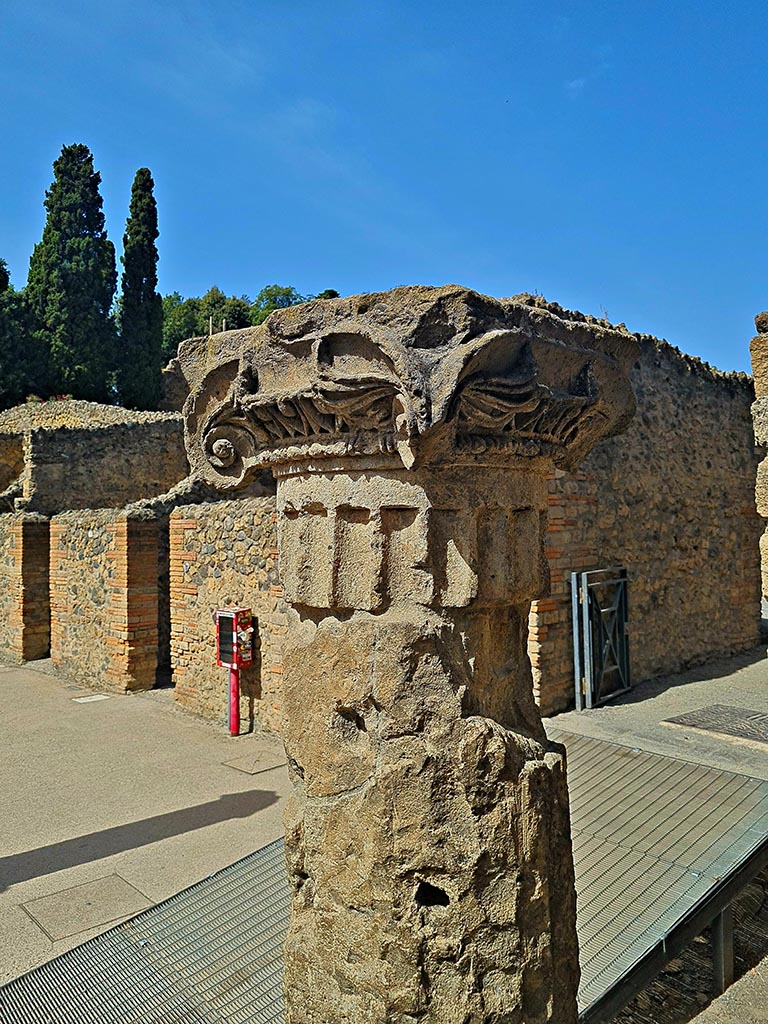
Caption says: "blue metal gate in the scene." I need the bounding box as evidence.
[571,567,631,710]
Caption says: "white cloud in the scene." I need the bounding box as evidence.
[566,77,587,96]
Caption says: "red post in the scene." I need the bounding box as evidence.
[229,665,240,736]
[217,607,251,737]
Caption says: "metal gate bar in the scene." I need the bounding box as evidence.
[572,567,630,710]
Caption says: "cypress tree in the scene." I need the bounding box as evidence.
[27,144,117,401]
[0,261,37,410]
[118,168,162,409]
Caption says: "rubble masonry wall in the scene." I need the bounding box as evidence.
[50,510,159,691]
[5,337,759,725]
[530,336,761,713]
[169,498,287,732]
[21,420,188,515]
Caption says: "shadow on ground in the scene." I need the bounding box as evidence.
[0,789,279,891]
[601,645,768,708]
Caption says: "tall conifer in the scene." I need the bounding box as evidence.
[27,144,117,401]
[0,261,35,410]
[118,168,162,409]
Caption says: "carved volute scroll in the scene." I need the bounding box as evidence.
[180,286,638,1024]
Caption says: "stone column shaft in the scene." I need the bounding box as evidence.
[277,460,577,1023]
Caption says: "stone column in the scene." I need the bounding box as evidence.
[751,312,768,600]
[182,286,638,1024]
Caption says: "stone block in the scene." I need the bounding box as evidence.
[751,334,768,399]
[752,397,768,445]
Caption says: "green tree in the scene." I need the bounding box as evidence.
[161,292,200,363]
[0,263,37,410]
[250,284,306,325]
[198,286,252,335]
[117,167,162,409]
[159,283,339,362]
[27,143,117,401]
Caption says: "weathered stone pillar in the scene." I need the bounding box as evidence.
[751,312,768,600]
[182,286,638,1023]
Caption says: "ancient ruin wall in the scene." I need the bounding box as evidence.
[0,398,181,432]
[530,336,761,713]
[0,433,24,492]
[19,419,188,515]
[0,513,49,661]
[50,510,159,691]
[162,329,761,728]
[169,497,286,732]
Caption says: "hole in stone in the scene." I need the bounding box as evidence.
[336,706,367,732]
[415,880,450,907]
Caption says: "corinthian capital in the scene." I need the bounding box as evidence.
[182,285,637,487]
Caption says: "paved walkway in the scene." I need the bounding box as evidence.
[0,662,290,984]
[547,646,768,780]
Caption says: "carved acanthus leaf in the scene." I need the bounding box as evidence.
[236,380,398,441]
[456,374,544,434]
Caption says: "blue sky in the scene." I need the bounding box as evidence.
[2,0,766,371]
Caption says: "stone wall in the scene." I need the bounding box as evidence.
[169,498,286,732]
[19,420,188,515]
[0,433,24,492]
[0,398,178,432]
[160,333,761,729]
[0,400,189,516]
[6,325,760,734]
[50,510,159,691]
[0,513,49,661]
[530,335,761,714]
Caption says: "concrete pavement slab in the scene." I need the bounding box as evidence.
[546,648,768,780]
[223,744,287,775]
[0,661,290,983]
[22,874,152,939]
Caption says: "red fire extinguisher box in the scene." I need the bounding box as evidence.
[215,608,254,668]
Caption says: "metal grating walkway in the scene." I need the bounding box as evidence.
[3,733,768,1023]
[0,839,290,1024]
[551,728,768,1021]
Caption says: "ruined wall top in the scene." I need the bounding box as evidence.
[515,293,752,391]
[0,399,181,435]
[751,311,768,401]
[182,284,639,489]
